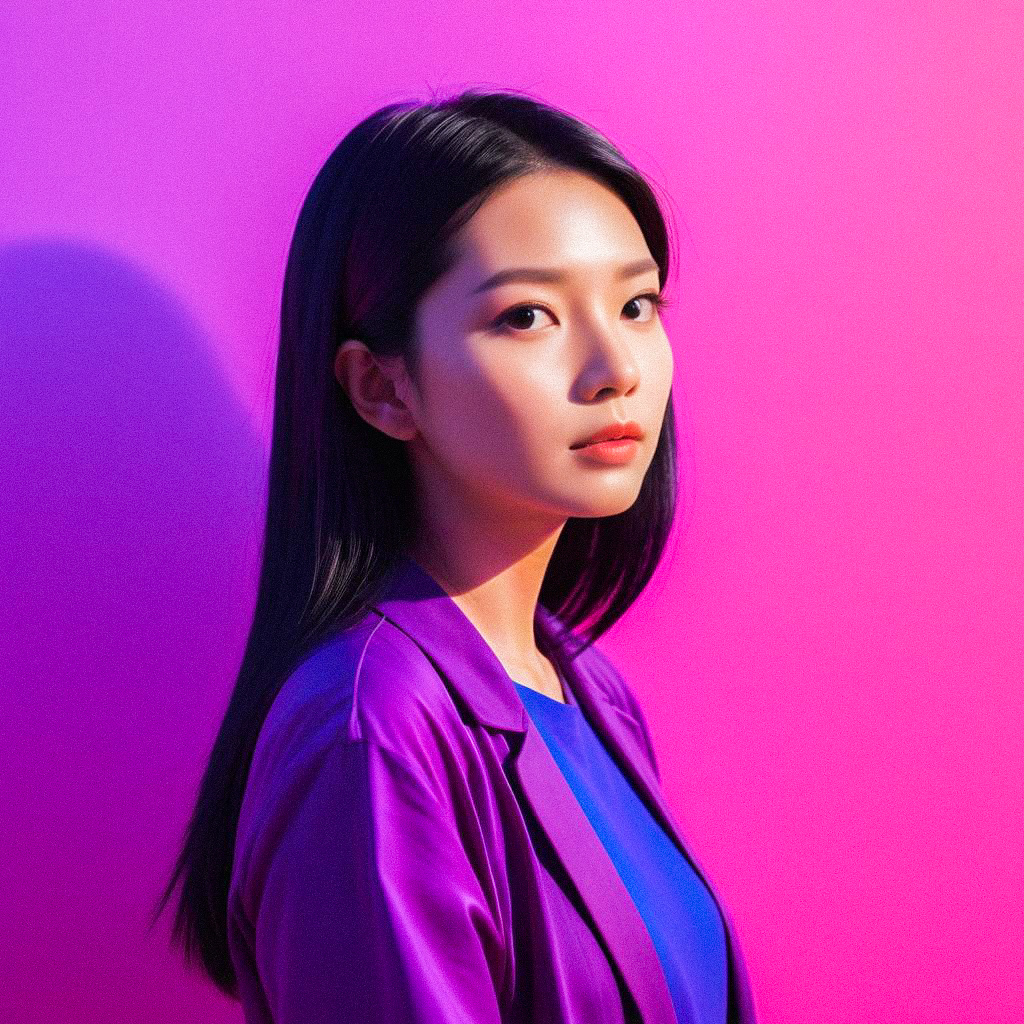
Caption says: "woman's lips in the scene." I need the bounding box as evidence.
[570,420,644,449]
[572,437,640,465]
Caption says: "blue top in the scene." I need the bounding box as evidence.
[514,674,728,1024]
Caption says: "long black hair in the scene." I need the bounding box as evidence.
[151,86,684,997]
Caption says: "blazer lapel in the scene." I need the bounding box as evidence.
[538,606,758,1024]
[507,691,679,1024]
[370,554,677,1024]
[547,616,719,922]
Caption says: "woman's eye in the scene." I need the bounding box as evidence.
[494,292,668,334]
[624,292,668,321]
[495,305,554,332]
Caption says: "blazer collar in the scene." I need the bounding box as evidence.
[369,552,681,1023]
[368,552,536,732]
[369,552,600,731]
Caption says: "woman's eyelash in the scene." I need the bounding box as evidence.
[642,291,672,311]
[495,291,672,330]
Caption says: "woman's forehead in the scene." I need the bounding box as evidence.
[453,172,647,273]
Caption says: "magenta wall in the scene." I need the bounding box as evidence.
[2,2,1021,1021]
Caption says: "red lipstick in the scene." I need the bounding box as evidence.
[570,420,645,450]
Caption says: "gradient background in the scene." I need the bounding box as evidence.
[2,2,1021,1021]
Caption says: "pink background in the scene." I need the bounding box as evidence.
[2,2,1021,1021]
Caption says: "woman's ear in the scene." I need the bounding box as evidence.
[334,339,419,442]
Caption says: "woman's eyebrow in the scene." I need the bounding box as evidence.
[471,258,659,296]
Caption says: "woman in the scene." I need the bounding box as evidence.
[154,87,760,1024]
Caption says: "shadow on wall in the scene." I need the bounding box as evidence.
[0,238,256,1023]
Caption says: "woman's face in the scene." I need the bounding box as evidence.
[343,168,675,542]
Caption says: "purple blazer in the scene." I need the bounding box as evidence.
[227,554,759,1024]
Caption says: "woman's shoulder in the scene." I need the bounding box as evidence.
[572,635,642,717]
[257,610,459,769]
[572,636,663,782]
[234,611,471,891]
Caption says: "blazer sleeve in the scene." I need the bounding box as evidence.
[249,733,505,1024]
